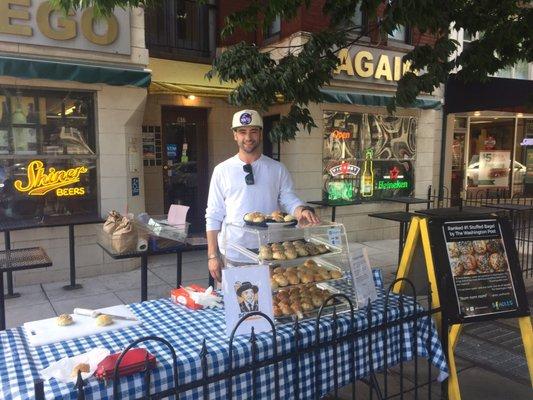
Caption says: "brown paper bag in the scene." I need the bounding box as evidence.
[103,211,122,234]
[111,217,137,254]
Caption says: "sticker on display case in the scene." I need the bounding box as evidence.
[222,265,274,336]
[327,227,342,246]
[13,160,88,196]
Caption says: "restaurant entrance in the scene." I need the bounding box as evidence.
[161,106,208,233]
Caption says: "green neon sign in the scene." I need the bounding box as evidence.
[377,180,409,190]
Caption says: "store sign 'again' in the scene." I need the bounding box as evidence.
[334,47,414,82]
[14,160,88,196]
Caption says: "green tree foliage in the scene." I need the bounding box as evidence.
[51,0,533,142]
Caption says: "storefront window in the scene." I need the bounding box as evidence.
[465,118,515,195]
[0,88,97,219]
[450,117,468,203]
[323,111,417,202]
[515,119,533,196]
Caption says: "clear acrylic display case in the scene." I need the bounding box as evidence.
[222,221,348,268]
[222,221,356,322]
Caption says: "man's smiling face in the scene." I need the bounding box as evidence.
[234,126,262,154]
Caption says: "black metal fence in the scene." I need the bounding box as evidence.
[426,185,533,278]
[33,279,442,400]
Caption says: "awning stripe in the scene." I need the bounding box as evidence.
[148,81,232,97]
[0,56,151,88]
[320,89,442,110]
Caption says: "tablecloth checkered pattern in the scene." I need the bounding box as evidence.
[0,270,448,400]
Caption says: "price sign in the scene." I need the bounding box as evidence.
[327,227,342,246]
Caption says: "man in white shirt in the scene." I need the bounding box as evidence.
[205,109,319,282]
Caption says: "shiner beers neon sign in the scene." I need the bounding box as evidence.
[14,160,88,196]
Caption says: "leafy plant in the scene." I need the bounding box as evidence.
[51,0,532,142]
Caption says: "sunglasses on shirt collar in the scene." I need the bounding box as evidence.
[243,164,254,185]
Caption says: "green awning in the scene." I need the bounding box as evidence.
[321,89,442,110]
[0,56,151,88]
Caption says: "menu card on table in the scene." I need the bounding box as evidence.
[349,248,378,307]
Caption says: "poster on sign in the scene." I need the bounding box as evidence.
[222,265,274,336]
[442,219,518,318]
[425,216,530,323]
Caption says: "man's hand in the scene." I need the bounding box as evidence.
[295,206,320,225]
[208,256,223,283]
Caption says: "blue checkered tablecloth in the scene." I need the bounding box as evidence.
[0,270,448,400]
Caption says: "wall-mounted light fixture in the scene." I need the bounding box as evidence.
[185,95,196,100]
[473,111,481,116]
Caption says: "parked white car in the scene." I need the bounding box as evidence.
[466,155,526,187]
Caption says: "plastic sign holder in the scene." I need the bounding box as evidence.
[394,215,533,399]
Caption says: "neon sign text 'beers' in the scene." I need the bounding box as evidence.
[14,160,88,196]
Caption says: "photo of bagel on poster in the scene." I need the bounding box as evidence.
[447,238,508,277]
[443,219,519,318]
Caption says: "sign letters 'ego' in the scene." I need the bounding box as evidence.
[0,0,130,54]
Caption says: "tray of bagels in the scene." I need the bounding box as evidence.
[269,259,344,289]
[272,282,348,321]
[270,259,348,321]
[244,210,297,227]
[229,238,342,264]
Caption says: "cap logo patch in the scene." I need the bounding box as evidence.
[240,112,252,125]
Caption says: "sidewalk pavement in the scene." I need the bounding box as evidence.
[3,239,533,399]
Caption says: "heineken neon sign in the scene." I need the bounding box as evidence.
[378,180,409,190]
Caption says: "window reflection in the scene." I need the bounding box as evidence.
[462,116,532,197]
[0,88,97,219]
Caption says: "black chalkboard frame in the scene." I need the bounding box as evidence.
[427,215,529,324]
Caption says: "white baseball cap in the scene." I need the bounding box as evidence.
[232,109,263,129]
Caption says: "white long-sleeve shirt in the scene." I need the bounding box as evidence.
[205,154,305,260]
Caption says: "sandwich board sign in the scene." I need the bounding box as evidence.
[394,210,532,400]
